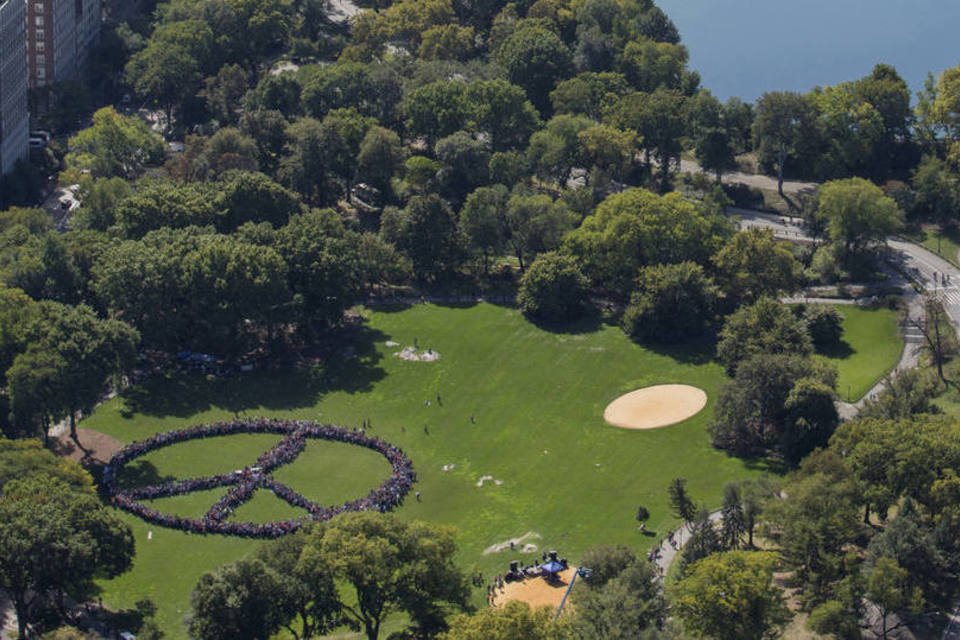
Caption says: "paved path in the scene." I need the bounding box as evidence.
[680,159,819,195]
[652,511,723,577]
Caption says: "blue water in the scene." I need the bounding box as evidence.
[656,0,960,102]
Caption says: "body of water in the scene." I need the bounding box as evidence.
[656,0,960,102]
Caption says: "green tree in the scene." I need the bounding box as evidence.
[0,476,134,639]
[459,185,508,273]
[189,559,300,640]
[712,228,801,305]
[465,79,541,151]
[0,438,91,491]
[504,193,577,271]
[563,187,733,295]
[617,37,687,92]
[571,561,664,638]
[66,107,165,179]
[550,72,629,119]
[752,91,819,197]
[671,551,788,640]
[711,354,837,463]
[667,477,697,527]
[621,261,718,343]
[763,462,860,601]
[114,180,219,238]
[525,114,592,184]
[126,42,201,130]
[930,64,960,138]
[297,513,469,640]
[357,126,405,198]
[275,209,362,332]
[434,131,491,203]
[606,89,686,191]
[255,531,341,639]
[384,194,465,281]
[495,24,573,114]
[441,601,567,640]
[578,545,639,589]
[516,252,590,323]
[801,304,844,349]
[716,297,813,375]
[418,24,476,61]
[202,63,249,125]
[865,558,923,640]
[816,178,902,258]
[215,171,302,231]
[400,80,470,144]
[721,482,746,550]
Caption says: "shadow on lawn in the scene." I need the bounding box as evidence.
[120,326,389,419]
[116,460,176,489]
[644,336,716,366]
[528,309,605,335]
[816,339,855,360]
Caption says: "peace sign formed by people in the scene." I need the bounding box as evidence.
[103,418,416,538]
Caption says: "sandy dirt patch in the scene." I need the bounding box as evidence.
[492,568,577,610]
[603,384,707,430]
[395,346,440,362]
[484,532,541,555]
[53,428,124,464]
[476,475,503,487]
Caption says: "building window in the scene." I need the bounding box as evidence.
[36,54,45,65]
[35,28,45,40]
[34,15,43,26]
[37,68,45,79]
[36,41,45,52]
[35,3,44,12]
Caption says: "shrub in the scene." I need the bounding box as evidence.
[621,262,718,343]
[517,252,590,323]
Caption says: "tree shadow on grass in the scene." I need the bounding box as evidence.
[115,460,176,490]
[527,310,604,335]
[120,326,389,419]
[816,339,855,360]
[643,336,717,366]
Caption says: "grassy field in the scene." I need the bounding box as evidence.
[84,302,767,637]
[905,226,960,268]
[814,305,903,402]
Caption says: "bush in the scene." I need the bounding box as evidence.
[803,305,844,348]
[516,252,591,323]
[621,262,718,343]
[716,297,813,375]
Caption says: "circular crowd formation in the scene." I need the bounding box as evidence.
[603,384,708,430]
[103,418,416,538]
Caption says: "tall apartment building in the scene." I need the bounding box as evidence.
[26,0,102,89]
[0,0,30,175]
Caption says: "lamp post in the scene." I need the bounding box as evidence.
[555,567,592,620]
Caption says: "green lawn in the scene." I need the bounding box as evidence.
[906,226,960,268]
[814,305,903,402]
[85,303,768,637]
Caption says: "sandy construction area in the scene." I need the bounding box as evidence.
[603,384,707,430]
[492,568,576,611]
[54,428,124,464]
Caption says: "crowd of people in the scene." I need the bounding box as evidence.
[103,418,417,539]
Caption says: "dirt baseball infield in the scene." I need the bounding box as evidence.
[603,384,708,430]
[492,568,577,610]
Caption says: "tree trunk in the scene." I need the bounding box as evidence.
[364,618,380,640]
[777,143,786,198]
[14,594,27,640]
[70,411,79,445]
[864,503,871,524]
